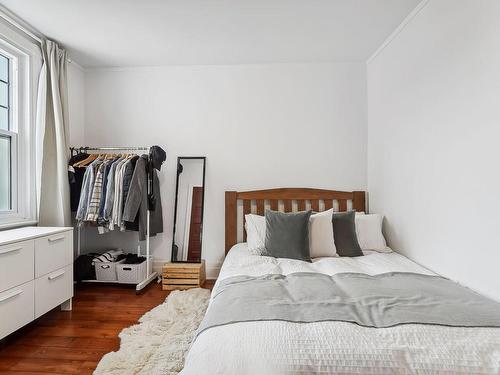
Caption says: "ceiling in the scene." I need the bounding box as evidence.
[0,0,421,68]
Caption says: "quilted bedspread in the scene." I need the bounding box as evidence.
[180,244,500,374]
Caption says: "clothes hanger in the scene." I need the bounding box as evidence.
[74,153,98,167]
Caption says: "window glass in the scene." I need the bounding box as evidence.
[0,52,12,212]
[0,81,8,109]
[0,55,8,83]
[0,136,10,211]
[0,106,7,130]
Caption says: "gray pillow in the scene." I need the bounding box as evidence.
[264,209,312,262]
[332,211,363,257]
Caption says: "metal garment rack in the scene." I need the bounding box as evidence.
[71,146,158,293]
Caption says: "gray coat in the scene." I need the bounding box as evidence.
[102,157,124,222]
[122,155,163,241]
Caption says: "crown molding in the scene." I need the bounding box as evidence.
[367,0,430,65]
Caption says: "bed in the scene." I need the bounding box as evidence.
[181,188,500,374]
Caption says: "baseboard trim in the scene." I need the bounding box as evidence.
[152,260,165,275]
[205,266,221,280]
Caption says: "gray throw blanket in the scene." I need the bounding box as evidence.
[197,272,500,338]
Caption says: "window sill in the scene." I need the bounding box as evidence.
[0,219,38,231]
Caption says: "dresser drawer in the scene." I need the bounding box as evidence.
[35,265,73,318]
[0,280,34,339]
[35,231,73,278]
[0,240,34,293]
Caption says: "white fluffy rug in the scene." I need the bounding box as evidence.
[94,288,211,375]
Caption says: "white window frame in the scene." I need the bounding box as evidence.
[0,21,40,229]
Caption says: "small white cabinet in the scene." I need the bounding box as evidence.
[0,226,73,340]
[35,231,72,278]
[0,280,34,339]
[0,240,34,292]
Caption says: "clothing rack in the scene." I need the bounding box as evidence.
[70,146,150,157]
[72,146,158,293]
[70,146,149,151]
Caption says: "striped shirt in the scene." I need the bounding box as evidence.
[85,161,106,221]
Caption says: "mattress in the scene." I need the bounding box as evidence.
[180,244,500,374]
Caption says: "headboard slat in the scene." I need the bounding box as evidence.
[256,200,265,216]
[311,200,320,212]
[352,191,366,213]
[225,191,238,254]
[270,200,279,211]
[225,188,366,255]
[243,199,251,241]
[324,200,333,210]
[243,200,251,215]
[297,200,306,211]
[338,199,347,212]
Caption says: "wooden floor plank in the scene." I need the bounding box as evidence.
[0,344,107,361]
[0,280,215,374]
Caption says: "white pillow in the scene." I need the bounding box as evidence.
[245,214,266,254]
[245,210,344,258]
[354,214,390,252]
[309,209,337,258]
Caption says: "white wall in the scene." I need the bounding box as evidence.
[82,62,367,277]
[367,0,500,300]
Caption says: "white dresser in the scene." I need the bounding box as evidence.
[0,226,74,340]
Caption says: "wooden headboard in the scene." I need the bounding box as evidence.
[225,188,366,254]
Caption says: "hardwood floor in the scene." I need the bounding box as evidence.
[0,280,215,374]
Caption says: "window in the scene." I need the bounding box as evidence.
[0,53,14,212]
[0,22,39,228]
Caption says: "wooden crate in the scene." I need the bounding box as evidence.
[162,260,205,291]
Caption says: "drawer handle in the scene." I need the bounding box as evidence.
[0,289,23,302]
[48,235,66,243]
[0,247,22,255]
[100,265,111,269]
[48,270,66,280]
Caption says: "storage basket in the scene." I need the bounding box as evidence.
[95,258,125,281]
[116,257,150,284]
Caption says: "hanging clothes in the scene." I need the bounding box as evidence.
[85,159,106,221]
[120,155,139,230]
[68,152,89,212]
[97,157,117,224]
[72,147,164,241]
[101,156,124,229]
[122,155,163,241]
[149,146,166,170]
[110,157,129,230]
[76,157,102,221]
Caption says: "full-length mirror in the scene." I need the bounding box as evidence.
[171,157,206,263]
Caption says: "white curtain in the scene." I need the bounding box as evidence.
[35,40,71,226]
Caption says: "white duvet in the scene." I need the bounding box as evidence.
[181,244,500,374]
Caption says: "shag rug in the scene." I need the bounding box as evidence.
[94,288,211,375]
